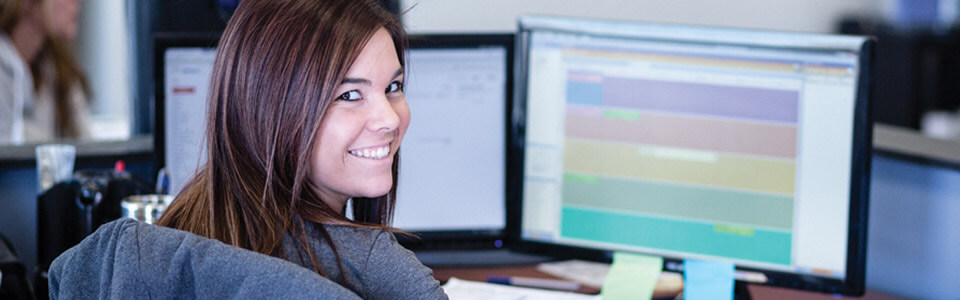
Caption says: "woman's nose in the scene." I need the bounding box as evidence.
[367,95,400,133]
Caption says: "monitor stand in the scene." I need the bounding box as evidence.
[415,249,554,268]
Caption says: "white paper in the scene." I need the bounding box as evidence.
[536,260,612,289]
[442,277,601,300]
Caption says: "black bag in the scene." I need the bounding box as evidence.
[34,170,152,300]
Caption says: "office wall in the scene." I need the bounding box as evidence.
[400,0,880,33]
[0,168,39,278]
[868,155,960,299]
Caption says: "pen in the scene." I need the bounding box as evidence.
[487,276,581,291]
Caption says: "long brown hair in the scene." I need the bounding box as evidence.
[1,0,90,138]
[0,0,22,31]
[156,0,407,287]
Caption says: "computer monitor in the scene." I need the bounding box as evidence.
[511,16,873,295]
[155,34,514,248]
[392,34,513,247]
[154,34,219,197]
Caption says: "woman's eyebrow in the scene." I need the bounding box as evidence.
[341,68,405,85]
[341,78,372,85]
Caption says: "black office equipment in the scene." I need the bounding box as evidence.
[510,15,874,296]
[839,19,960,129]
[34,170,150,300]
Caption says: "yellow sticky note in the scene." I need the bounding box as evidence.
[602,252,663,300]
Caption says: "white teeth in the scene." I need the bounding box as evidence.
[375,147,388,158]
[350,146,390,159]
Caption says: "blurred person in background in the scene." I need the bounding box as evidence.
[0,0,90,145]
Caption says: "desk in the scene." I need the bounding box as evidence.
[432,265,903,299]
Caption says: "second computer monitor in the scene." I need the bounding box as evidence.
[514,16,872,295]
[392,34,513,243]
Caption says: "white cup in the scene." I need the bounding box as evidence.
[35,144,76,193]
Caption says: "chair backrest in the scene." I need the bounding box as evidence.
[49,219,362,299]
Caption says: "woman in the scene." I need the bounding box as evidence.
[0,0,90,144]
[156,0,447,298]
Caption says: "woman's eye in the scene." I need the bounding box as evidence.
[338,90,362,101]
[386,81,403,94]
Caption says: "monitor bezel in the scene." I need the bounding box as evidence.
[396,33,516,250]
[506,17,874,296]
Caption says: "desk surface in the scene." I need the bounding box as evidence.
[432,265,903,299]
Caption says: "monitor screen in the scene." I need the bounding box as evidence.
[156,34,513,243]
[393,35,512,234]
[161,45,216,196]
[514,16,872,294]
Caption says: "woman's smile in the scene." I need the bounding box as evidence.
[348,143,392,160]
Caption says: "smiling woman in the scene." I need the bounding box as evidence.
[154,0,446,298]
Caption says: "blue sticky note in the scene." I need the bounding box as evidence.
[684,259,734,300]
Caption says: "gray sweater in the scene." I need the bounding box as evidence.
[49,218,448,299]
[281,222,448,299]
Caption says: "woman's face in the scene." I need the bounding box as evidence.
[43,0,82,40]
[310,28,409,207]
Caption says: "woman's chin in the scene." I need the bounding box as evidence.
[355,181,393,198]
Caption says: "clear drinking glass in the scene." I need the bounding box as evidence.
[35,144,76,193]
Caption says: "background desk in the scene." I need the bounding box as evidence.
[432,264,903,299]
[0,136,155,275]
